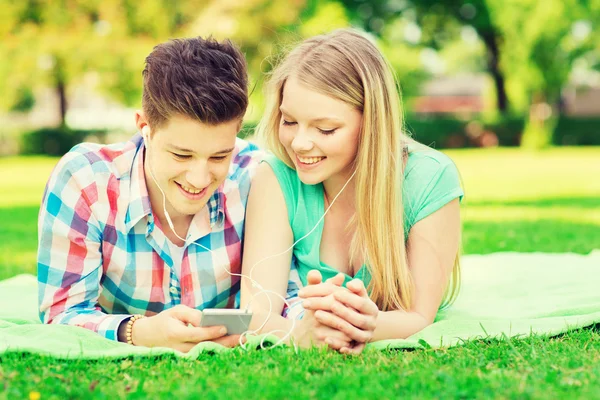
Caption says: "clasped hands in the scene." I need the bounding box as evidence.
[294,270,379,355]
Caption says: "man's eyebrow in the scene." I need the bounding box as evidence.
[169,145,235,155]
[170,145,194,153]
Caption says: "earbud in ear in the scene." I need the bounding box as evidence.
[142,126,150,142]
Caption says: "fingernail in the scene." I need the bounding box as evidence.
[303,300,311,308]
[298,290,305,297]
[220,327,227,335]
[325,338,333,345]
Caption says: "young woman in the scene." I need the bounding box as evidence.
[241,28,463,354]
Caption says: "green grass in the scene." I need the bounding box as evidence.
[1,148,599,399]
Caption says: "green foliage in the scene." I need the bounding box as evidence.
[9,86,35,112]
[19,127,104,156]
[407,116,600,148]
[555,117,600,145]
[239,122,258,140]
[339,0,600,149]
[2,0,600,152]
[0,0,211,121]
[406,116,523,148]
[494,0,595,103]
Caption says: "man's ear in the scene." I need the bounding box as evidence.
[135,110,149,136]
[142,126,151,142]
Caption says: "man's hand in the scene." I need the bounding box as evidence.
[121,305,242,353]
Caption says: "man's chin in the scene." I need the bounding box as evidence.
[164,195,207,216]
[177,201,209,216]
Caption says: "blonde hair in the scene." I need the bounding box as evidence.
[256,28,460,311]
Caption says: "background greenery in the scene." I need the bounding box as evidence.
[2,0,600,153]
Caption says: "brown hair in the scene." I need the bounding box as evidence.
[142,36,248,129]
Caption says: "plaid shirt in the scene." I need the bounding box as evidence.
[37,134,261,341]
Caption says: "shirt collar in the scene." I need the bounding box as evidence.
[125,135,153,232]
[207,184,225,228]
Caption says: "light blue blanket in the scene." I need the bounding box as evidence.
[1,251,599,358]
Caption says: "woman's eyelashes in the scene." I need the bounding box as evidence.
[318,128,336,135]
[282,119,337,135]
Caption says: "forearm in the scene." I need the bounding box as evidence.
[371,310,431,342]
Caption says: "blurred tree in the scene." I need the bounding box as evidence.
[492,0,598,148]
[0,0,314,128]
[4,0,596,151]
[338,0,600,148]
[1,0,107,126]
[0,0,207,127]
[294,0,432,101]
[338,0,509,113]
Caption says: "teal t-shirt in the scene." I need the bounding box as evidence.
[263,144,464,288]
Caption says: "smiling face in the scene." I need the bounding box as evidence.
[141,114,239,221]
[278,76,362,186]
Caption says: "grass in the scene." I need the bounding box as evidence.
[0,147,599,399]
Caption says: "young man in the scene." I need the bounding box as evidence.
[37,36,261,352]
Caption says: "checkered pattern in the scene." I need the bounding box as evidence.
[282,256,306,319]
[37,134,261,341]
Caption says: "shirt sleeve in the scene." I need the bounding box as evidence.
[37,149,131,341]
[261,155,298,223]
[406,154,464,227]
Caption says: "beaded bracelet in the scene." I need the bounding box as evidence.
[126,314,145,345]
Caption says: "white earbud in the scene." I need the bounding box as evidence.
[142,126,150,142]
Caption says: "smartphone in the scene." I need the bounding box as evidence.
[199,308,253,335]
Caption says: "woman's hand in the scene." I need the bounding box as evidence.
[292,270,354,350]
[292,308,355,350]
[299,271,379,354]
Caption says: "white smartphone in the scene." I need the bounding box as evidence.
[200,308,253,335]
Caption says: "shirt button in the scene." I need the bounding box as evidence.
[169,287,178,294]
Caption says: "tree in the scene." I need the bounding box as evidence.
[338,0,509,113]
[492,0,597,147]
[338,0,600,148]
[0,0,207,126]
